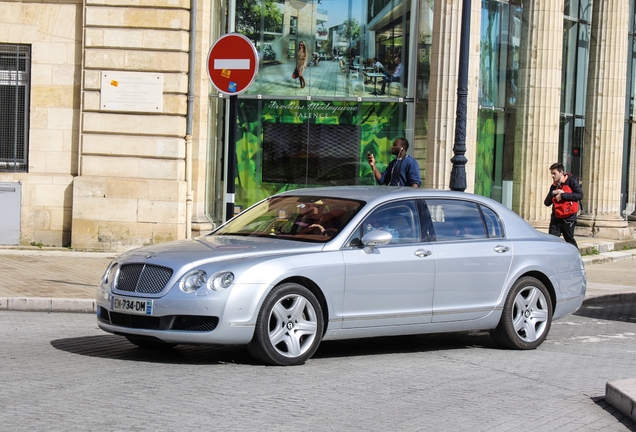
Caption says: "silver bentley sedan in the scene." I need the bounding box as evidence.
[96,187,586,366]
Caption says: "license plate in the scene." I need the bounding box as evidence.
[112,296,153,316]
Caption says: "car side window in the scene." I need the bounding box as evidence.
[425,199,487,241]
[363,201,421,244]
[348,200,421,246]
[480,205,504,238]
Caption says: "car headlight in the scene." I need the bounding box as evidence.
[102,262,119,288]
[180,270,207,293]
[207,271,235,291]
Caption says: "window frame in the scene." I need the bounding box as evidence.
[0,43,31,173]
[345,198,423,247]
[424,199,504,242]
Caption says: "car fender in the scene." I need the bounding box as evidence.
[221,250,346,327]
[497,239,585,310]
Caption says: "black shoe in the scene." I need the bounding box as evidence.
[377,91,385,95]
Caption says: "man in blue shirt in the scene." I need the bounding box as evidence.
[367,137,421,187]
[377,57,402,95]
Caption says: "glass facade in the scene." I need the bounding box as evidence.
[475,0,520,206]
[213,0,431,218]
[206,0,636,224]
[232,99,406,210]
[235,0,413,99]
[559,0,590,178]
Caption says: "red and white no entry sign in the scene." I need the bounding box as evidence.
[207,33,259,95]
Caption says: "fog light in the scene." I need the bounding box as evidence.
[208,271,235,291]
[180,270,207,293]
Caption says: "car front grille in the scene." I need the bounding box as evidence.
[100,307,219,332]
[115,264,173,294]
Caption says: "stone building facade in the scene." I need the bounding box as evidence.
[1,0,635,251]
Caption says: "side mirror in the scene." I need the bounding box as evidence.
[361,230,393,253]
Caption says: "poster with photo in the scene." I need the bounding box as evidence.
[233,98,407,208]
[234,0,411,98]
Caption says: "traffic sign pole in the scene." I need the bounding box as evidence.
[226,95,238,223]
[206,33,259,222]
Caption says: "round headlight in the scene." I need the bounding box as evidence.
[207,272,235,291]
[102,262,119,287]
[180,270,207,293]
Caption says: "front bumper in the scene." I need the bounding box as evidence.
[96,282,268,345]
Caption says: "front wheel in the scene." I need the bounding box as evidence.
[491,276,553,350]
[248,283,324,366]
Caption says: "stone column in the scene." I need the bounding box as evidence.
[577,0,631,239]
[426,0,480,192]
[627,51,636,229]
[191,0,216,237]
[629,129,636,225]
[512,0,564,227]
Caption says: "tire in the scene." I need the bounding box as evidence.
[248,282,324,366]
[125,336,177,350]
[491,276,553,350]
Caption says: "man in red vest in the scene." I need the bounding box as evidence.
[543,162,584,247]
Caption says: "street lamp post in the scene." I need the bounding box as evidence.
[449,0,471,192]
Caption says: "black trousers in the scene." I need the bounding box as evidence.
[548,218,577,247]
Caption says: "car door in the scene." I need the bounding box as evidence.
[341,200,435,328]
[425,199,512,323]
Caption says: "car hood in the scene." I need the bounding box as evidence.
[117,235,324,267]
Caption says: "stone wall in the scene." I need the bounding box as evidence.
[0,0,83,247]
[71,0,191,250]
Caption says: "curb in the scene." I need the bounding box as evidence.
[0,297,95,313]
[581,250,636,266]
[606,379,636,423]
[4,293,635,311]
[582,293,636,305]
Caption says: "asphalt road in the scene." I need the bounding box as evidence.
[1,305,635,431]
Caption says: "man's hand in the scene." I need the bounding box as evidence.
[367,152,376,168]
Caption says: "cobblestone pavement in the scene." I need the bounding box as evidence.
[0,304,635,431]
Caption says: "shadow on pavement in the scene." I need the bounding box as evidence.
[314,331,499,360]
[591,396,636,430]
[575,301,636,324]
[51,335,258,366]
[51,331,500,365]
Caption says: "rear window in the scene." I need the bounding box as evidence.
[480,205,504,238]
[425,199,487,241]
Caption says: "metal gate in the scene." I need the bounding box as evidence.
[0,182,21,244]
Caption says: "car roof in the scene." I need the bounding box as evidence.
[275,186,542,239]
[277,186,492,206]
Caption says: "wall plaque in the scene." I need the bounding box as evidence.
[100,71,163,113]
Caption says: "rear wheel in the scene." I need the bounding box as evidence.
[491,276,552,350]
[125,336,177,350]
[248,283,323,366]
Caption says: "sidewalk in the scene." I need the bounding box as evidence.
[1,237,635,311]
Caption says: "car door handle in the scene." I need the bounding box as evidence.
[414,249,432,257]
[494,245,510,253]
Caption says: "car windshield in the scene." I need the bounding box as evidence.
[213,195,365,242]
